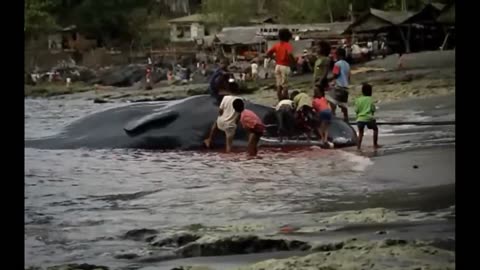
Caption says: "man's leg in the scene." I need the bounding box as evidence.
[204,121,218,148]
[357,124,365,150]
[247,132,255,156]
[275,66,283,101]
[323,122,330,145]
[319,121,327,143]
[372,122,379,148]
[277,86,284,101]
[225,132,234,153]
[330,102,337,116]
[253,132,261,156]
[276,110,284,142]
[340,105,349,122]
[281,67,290,99]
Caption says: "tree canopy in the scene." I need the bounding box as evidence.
[25,0,453,44]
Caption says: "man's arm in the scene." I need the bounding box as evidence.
[330,63,340,82]
[218,99,226,116]
[266,45,276,59]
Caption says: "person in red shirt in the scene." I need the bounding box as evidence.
[233,99,265,156]
[266,28,295,101]
[312,79,333,147]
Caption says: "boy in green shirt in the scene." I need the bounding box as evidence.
[355,83,379,150]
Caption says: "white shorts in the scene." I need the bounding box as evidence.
[217,119,236,137]
[274,65,291,88]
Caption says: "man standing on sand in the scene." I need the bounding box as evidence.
[263,57,269,79]
[266,28,295,101]
[251,60,259,81]
[327,48,351,122]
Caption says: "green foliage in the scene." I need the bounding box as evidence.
[202,0,257,26]
[25,0,449,46]
[25,0,57,36]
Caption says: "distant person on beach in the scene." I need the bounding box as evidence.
[204,95,243,153]
[263,57,269,78]
[313,41,331,88]
[355,83,379,150]
[327,47,351,122]
[233,99,265,156]
[251,60,259,81]
[313,79,333,147]
[275,97,295,142]
[266,28,295,101]
[291,90,317,140]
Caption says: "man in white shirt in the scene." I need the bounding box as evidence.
[275,99,295,141]
[204,95,243,152]
[251,61,259,81]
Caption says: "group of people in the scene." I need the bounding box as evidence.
[203,28,379,157]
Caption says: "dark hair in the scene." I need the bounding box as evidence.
[336,47,346,59]
[318,41,331,57]
[219,58,229,68]
[278,28,292,42]
[232,98,245,112]
[228,81,240,93]
[290,90,300,100]
[362,83,373,96]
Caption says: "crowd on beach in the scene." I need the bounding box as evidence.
[204,28,380,157]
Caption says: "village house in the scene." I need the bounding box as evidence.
[47,25,98,52]
[213,22,351,61]
[168,13,219,42]
[344,2,452,53]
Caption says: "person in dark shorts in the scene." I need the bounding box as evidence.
[312,79,333,147]
[233,99,265,156]
[355,83,380,150]
[327,47,351,122]
[290,90,317,140]
[275,98,295,142]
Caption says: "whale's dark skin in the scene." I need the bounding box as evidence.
[25,95,358,150]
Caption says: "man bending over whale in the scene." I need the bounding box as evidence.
[233,99,265,156]
[204,95,243,153]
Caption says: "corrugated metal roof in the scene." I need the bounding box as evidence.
[300,22,351,38]
[437,2,455,24]
[168,13,208,23]
[216,27,265,45]
[370,8,415,25]
[431,3,446,11]
[345,8,417,33]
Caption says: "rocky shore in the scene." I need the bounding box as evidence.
[25,51,455,107]
[26,206,455,270]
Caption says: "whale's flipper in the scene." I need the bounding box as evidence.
[124,110,179,135]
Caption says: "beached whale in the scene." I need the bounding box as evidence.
[24,95,357,150]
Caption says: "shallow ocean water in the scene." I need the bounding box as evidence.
[24,96,455,268]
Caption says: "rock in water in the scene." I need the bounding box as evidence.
[123,228,159,241]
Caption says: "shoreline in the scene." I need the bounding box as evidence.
[25,66,455,107]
